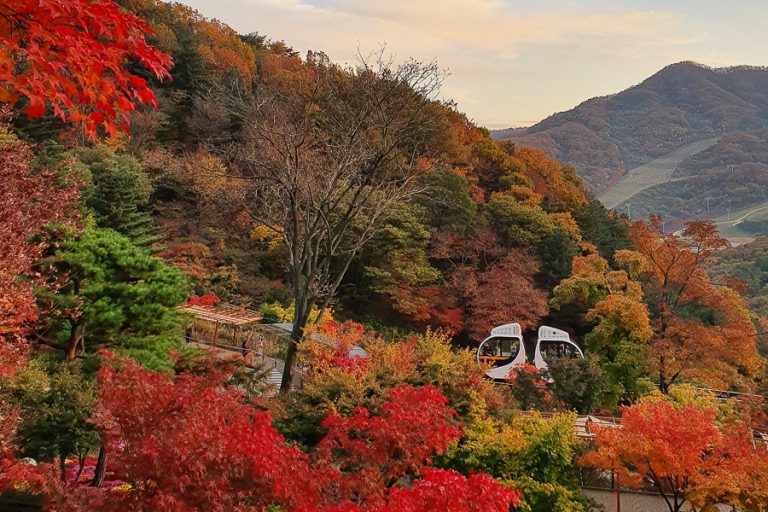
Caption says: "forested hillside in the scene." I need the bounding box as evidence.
[493,62,768,198]
[707,236,768,321]
[2,1,768,511]
[18,0,617,346]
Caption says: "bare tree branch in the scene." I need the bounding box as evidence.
[214,50,445,392]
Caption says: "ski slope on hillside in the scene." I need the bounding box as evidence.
[598,137,719,210]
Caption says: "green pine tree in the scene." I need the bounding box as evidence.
[39,226,188,371]
[80,146,162,249]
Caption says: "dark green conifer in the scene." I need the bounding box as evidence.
[39,226,187,371]
[80,146,162,249]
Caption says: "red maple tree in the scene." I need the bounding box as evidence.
[0,128,79,371]
[384,468,520,512]
[457,251,548,341]
[314,385,462,507]
[0,0,172,138]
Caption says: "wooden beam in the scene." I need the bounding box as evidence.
[213,321,220,347]
[178,304,262,327]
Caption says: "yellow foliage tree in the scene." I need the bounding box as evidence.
[552,248,652,404]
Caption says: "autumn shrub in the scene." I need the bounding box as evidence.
[258,301,330,326]
[548,355,605,414]
[441,413,595,512]
[506,364,551,411]
[259,301,294,324]
[3,353,520,511]
[277,325,500,446]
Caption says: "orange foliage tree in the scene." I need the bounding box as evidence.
[581,400,768,512]
[551,247,652,403]
[122,0,257,86]
[0,0,171,137]
[630,217,762,392]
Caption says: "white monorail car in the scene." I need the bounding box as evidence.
[475,323,527,380]
[476,323,584,380]
[533,326,583,372]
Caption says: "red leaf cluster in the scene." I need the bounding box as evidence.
[50,356,518,512]
[0,404,26,490]
[186,292,221,306]
[313,320,370,374]
[0,0,172,138]
[385,468,521,512]
[87,358,317,511]
[315,385,462,507]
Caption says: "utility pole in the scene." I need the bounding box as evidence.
[705,197,712,211]
[728,199,732,222]
[625,203,631,220]
[729,164,735,175]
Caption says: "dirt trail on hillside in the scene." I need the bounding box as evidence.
[598,137,719,210]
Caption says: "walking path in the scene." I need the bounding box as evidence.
[187,340,285,389]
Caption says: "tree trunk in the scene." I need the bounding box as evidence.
[73,455,85,484]
[659,354,668,394]
[59,453,67,482]
[65,318,81,362]
[90,442,107,487]
[279,303,310,394]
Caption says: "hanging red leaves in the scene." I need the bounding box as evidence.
[0,0,172,138]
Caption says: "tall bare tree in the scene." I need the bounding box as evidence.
[227,51,446,392]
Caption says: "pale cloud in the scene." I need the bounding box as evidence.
[180,0,768,128]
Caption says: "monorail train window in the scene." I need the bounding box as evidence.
[481,339,500,357]
[541,341,578,359]
[500,338,516,358]
[479,337,520,362]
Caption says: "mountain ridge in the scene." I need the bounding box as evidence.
[491,61,768,195]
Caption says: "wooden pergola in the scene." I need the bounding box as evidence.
[178,303,290,366]
[179,303,262,350]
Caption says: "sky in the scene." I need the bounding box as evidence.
[180,0,768,129]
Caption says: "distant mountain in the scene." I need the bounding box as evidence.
[489,126,526,139]
[494,62,768,195]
